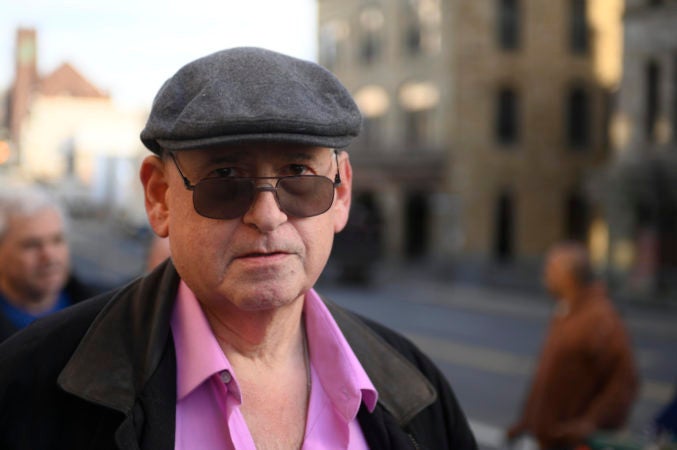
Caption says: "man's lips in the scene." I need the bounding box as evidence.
[236,251,289,259]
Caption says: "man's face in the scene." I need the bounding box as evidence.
[0,208,70,305]
[141,144,352,313]
[543,250,570,299]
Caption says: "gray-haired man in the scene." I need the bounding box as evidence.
[0,186,94,342]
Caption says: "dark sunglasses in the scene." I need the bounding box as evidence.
[169,151,341,220]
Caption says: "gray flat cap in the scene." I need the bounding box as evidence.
[140,47,362,153]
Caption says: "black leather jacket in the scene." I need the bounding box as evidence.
[0,261,477,449]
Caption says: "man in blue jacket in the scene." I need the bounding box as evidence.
[0,186,95,342]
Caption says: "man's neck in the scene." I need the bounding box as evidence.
[201,293,311,448]
[201,294,306,364]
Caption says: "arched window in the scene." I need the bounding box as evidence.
[399,81,440,149]
[354,85,390,149]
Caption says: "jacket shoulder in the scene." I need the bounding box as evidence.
[0,291,115,377]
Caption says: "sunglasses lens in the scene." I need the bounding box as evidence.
[191,176,335,219]
[193,178,254,219]
[277,176,335,218]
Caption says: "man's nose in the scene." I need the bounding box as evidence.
[241,185,288,231]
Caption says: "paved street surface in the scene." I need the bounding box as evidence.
[69,218,677,449]
[319,268,677,449]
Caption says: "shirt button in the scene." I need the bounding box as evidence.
[220,371,232,383]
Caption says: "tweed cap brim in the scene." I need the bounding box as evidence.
[140,47,362,154]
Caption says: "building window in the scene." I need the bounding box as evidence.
[359,7,385,65]
[497,0,520,50]
[354,85,390,150]
[496,87,519,146]
[566,191,589,242]
[362,116,384,149]
[570,0,589,54]
[567,85,590,149]
[399,81,440,149]
[403,0,422,55]
[405,191,430,259]
[404,109,430,148]
[319,21,349,70]
[493,190,515,262]
[673,54,677,144]
[401,0,442,56]
[646,59,661,143]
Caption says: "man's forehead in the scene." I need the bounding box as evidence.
[5,210,64,239]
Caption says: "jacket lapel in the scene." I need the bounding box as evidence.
[326,300,437,426]
[56,261,180,446]
[358,403,421,449]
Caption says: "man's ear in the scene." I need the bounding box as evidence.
[333,151,352,233]
[140,155,170,238]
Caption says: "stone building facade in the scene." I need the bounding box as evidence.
[318,0,623,278]
[606,0,677,297]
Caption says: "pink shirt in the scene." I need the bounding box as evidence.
[171,281,378,449]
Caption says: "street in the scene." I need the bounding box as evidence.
[69,218,677,449]
[319,269,677,448]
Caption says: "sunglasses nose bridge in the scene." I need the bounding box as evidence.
[248,183,285,215]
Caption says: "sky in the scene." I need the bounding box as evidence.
[0,0,318,110]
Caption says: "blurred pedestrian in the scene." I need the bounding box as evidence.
[506,241,639,450]
[0,186,96,342]
[0,47,477,449]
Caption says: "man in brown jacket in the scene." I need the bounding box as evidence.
[507,242,639,450]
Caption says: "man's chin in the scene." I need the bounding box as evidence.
[28,278,67,301]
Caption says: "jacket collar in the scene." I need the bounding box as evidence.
[57,261,179,414]
[57,261,437,426]
[326,301,437,426]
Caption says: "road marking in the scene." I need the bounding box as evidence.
[468,419,506,449]
[404,332,674,404]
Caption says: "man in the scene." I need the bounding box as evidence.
[0,186,94,342]
[507,242,638,450]
[0,47,477,449]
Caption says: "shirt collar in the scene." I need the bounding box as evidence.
[170,281,236,401]
[170,282,378,418]
[304,289,378,420]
